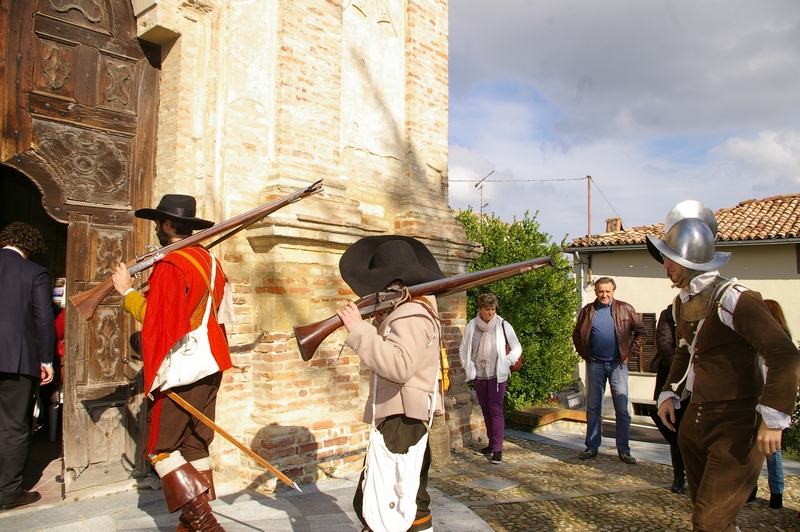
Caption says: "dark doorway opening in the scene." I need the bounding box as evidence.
[1,165,68,504]
[0,166,67,276]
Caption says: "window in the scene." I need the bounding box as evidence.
[632,312,657,373]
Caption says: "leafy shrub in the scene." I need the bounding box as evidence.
[455,208,580,411]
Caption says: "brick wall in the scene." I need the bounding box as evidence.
[137,0,484,493]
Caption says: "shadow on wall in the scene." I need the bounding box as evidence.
[249,423,366,490]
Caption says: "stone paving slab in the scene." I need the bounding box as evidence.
[429,432,800,531]
[4,474,491,532]
[468,477,520,492]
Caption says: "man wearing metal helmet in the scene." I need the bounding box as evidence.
[647,201,800,532]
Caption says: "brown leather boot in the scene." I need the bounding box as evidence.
[176,512,192,532]
[199,469,216,501]
[161,462,211,514]
[182,491,225,531]
[160,462,223,531]
[176,469,216,531]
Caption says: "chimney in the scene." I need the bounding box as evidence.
[605,217,622,232]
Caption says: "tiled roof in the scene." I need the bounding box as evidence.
[568,194,800,248]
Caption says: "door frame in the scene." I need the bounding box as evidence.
[0,0,160,495]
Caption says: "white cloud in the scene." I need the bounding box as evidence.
[448,0,800,241]
[712,131,800,177]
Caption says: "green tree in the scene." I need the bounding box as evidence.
[455,208,580,411]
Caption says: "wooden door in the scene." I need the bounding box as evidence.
[1,0,160,494]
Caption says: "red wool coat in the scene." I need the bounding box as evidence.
[133,246,232,391]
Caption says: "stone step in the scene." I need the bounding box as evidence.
[510,406,587,428]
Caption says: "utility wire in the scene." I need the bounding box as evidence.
[587,177,626,229]
[450,177,585,183]
[451,175,627,231]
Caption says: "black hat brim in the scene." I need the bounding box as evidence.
[339,235,445,297]
[134,208,214,230]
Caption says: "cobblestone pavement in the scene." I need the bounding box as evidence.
[429,434,800,532]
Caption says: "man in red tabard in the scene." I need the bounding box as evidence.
[112,194,234,532]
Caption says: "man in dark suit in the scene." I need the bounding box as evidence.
[0,222,55,510]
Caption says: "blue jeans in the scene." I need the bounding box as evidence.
[585,360,631,454]
[766,450,784,494]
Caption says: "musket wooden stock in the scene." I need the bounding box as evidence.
[294,255,555,361]
[70,180,323,320]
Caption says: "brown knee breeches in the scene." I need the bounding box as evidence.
[152,373,222,462]
[678,398,763,532]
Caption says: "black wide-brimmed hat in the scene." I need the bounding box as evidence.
[134,194,214,230]
[339,235,445,296]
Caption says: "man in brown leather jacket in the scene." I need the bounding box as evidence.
[572,277,647,464]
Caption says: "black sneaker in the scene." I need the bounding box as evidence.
[618,452,636,464]
[578,448,598,460]
[475,446,493,456]
[491,451,502,464]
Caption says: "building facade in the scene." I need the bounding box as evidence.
[1,0,486,496]
[567,195,800,417]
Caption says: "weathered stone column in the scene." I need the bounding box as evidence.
[135,0,481,492]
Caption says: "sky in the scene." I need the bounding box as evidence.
[447,1,800,244]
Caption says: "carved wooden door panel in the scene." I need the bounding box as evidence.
[1,0,159,494]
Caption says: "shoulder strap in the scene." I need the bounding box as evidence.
[173,249,214,295]
[409,296,440,323]
[172,249,217,321]
[409,296,452,397]
[406,296,442,425]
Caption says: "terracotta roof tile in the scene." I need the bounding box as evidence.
[568,194,800,248]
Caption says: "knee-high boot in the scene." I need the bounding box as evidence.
[182,491,224,532]
[160,462,224,532]
[177,469,217,531]
[200,469,216,501]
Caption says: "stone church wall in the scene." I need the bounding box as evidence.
[133,0,485,492]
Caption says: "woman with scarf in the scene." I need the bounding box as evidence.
[459,293,522,464]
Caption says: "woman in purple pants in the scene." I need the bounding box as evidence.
[459,293,522,464]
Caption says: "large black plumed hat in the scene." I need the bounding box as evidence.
[339,235,445,297]
[134,194,214,230]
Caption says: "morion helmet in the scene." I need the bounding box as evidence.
[646,200,730,272]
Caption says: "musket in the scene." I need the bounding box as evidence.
[70,180,323,320]
[294,255,556,361]
[164,390,301,492]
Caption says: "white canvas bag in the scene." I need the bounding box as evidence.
[361,371,437,532]
[150,252,220,393]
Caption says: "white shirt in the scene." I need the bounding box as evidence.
[3,245,24,257]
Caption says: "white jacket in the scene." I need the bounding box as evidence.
[459,315,522,385]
